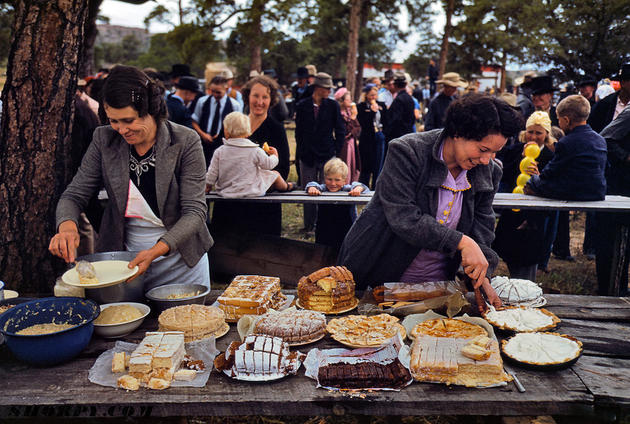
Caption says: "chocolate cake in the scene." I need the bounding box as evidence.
[318,358,411,389]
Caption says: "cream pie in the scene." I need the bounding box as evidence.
[483,306,560,332]
[501,332,582,366]
[490,276,545,307]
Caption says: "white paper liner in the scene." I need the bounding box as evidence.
[402,312,508,388]
[88,337,219,389]
[304,334,413,391]
[401,311,497,341]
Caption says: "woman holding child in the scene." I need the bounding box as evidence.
[49,65,212,290]
[339,93,523,306]
[210,75,291,236]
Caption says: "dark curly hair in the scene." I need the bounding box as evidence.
[241,75,279,108]
[443,93,524,141]
[98,65,167,123]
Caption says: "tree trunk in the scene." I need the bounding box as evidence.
[0,0,91,294]
[354,3,370,102]
[438,0,456,79]
[345,0,362,99]
[249,0,264,73]
[79,0,103,77]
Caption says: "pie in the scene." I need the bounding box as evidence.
[158,304,227,342]
[217,275,287,321]
[326,314,406,346]
[483,306,560,332]
[490,276,545,306]
[410,318,487,340]
[254,308,326,344]
[501,332,583,366]
[297,266,356,313]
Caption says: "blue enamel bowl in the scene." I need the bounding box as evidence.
[0,297,100,366]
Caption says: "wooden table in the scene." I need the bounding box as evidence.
[1,291,629,421]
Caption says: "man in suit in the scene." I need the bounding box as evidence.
[589,63,630,133]
[166,76,199,128]
[385,72,416,143]
[577,75,598,108]
[516,71,536,120]
[295,72,345,232]
[191,75,242,167]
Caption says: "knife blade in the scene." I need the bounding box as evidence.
[505,366,526,392]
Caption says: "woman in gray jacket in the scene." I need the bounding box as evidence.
[339,94,523,305]
[49,65,212,290]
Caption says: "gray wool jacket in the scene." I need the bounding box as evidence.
[56,121,213,267]
[338,129,501,289]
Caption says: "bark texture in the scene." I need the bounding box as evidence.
[438,0,456,79]
[345,0,362,100]
[0,0,91,293]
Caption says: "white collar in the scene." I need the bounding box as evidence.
[223,137,259,148]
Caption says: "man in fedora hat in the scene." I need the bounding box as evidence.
[589,64,630,133]
[219,68,244,109]
[378,69,396,108]
[168,63,192,87]
[295,72,345,232]
[424,72,468,131]
[166,76,200,128]
[292,66,312,104]
[385,72,416,142]
[577,74,598,107]
[529,75,559,126]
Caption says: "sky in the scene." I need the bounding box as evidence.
[98,0,444,63]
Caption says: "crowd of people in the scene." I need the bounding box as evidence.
[48,60,630,299]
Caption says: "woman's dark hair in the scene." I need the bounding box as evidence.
[443,93,524,141]
[241,75,279,108]
[98,65,167,123]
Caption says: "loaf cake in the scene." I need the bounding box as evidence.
[254,308,326,344]
[318,359,411,389]
[297,266,356,313]
[158,304,227,342]
[410,334,511,387]
[217,275,287,321]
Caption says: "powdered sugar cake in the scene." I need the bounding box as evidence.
[217,275,286,321]
[254,309,326,345]
[410,334,511,387]
[214,334,303,381]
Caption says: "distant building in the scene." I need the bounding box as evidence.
[362,63,406,79]
[96,24,151,51]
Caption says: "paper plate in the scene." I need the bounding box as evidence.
[213,322,230,339]
[62,261,139,289]
[287,332,326,347]
[296,297,359,315]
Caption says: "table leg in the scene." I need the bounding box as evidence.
[609,221,630,296]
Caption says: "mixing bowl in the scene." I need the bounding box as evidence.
[0,297,99,366]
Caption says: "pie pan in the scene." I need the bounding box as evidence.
[483,306,560,333]
[500,332,583,371]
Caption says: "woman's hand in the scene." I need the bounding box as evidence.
[307,186,321,196]
[457,235,489,288]
[526,161,539,176]
[480,277,502,309]
[268,146,278,157]
[370,101,379,112]
[49,220,80,263]
[127,241,170,282]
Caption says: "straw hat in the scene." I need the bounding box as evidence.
[436,72,468,88]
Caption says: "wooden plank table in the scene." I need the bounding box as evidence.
[1,291,629,421]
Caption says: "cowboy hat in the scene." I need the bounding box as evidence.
[436,72,468,88]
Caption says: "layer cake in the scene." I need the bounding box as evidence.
[254,308,326,344]
[217,275,287,321]
[297,266,356,313]
[158,304,226,342]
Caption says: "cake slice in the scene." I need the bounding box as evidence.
[152,331,185,369]
[129,332,164,374]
